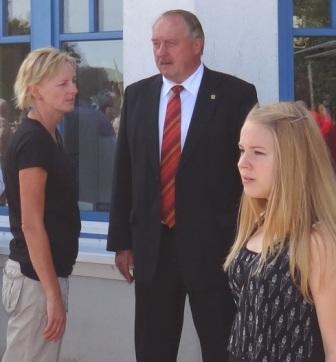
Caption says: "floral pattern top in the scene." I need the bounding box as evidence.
[227,246,324,361]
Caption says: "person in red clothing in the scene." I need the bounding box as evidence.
[310,103,336,167]
[326,121,336,168]
[312,104,332,136]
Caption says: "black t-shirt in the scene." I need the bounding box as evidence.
[3,117,81,280]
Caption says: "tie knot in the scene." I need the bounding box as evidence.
[171,85,183,95]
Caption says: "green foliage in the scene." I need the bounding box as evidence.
[7,18,30,35]
[294,0,329,27]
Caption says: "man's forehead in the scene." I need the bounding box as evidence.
[153,15,188,32]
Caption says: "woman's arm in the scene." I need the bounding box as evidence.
[19,167,66,342]
[310,230,336,361]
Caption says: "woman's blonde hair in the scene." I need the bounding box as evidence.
[224,101,336,301]
[14,47,76,110]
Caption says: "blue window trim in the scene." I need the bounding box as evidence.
[81,211,109,222]
[332,0,336,27]
[53,0,121,48]
[0,0,5,36]
[59,31,122,42]
[0,0,30,43]
[278,0,336,101]
[0,208,108,238]
[53,0,61,47]
[0,35,30,43]
[89,0,98,32]
[31,0,53,48]
[0,206,109,221]
[0,0,122,225]
[293,27,336,36]
[278,0,294,100]
[0,206,9,216]
[0,227,106,240]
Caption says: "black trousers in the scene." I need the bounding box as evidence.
[135,225,235,362]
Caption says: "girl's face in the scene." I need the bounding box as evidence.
[238,120,276,200]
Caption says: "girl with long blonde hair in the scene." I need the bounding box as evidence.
[224,102,336,361]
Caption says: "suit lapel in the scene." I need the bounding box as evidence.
[179,67,219,171]
[142,69,221,174]
[143,75,162,174]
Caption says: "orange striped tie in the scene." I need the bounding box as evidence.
[160,85,183,228]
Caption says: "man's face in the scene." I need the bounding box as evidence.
[151,15,203,83]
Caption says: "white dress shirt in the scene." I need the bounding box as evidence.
[158,63,204,156]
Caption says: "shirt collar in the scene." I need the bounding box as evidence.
[162,63,204,97]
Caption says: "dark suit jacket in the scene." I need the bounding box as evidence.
[107,67,258,290]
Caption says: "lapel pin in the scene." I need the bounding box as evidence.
[210,94,216,100]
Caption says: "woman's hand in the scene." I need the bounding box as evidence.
[43,292,66,341]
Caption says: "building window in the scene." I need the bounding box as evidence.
[98,0,123,31]
[279,0,336,162]
[58,0,123,214]
[0,0,123,223]
[6,0,31,35]
[63,40,123,212]
[293,0,330,28]
[63,0,90,33]
[0,0,31,209]
[294,36,336,119]
[293,0,336,120]
[279,0,336,110]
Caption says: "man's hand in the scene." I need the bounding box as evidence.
[115,249,134,283]
[43,293,66,341]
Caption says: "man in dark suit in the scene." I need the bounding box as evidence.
[107,9,258,362]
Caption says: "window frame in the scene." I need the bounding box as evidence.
[0,0,123,230]
[278,0,336,100]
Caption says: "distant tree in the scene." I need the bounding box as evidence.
[63,43,82,64]
[294,0,329,27]
[7,18,30,35]
[77,67,110,102]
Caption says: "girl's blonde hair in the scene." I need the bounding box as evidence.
[14,47,76,110]
[224,102,336,301]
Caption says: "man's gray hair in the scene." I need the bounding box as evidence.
[157,9,205,41]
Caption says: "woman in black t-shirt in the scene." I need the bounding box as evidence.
[2,48,80,362]
[224,102,336,361]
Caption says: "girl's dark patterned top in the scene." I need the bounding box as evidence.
[227,246,324,361]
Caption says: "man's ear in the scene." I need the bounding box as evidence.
[193,37,204,55]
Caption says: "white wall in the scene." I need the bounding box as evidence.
[196,0,279,103]
[123,0,279,104]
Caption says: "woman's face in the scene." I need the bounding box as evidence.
[34,62,78,118]
[238,120,276,200]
